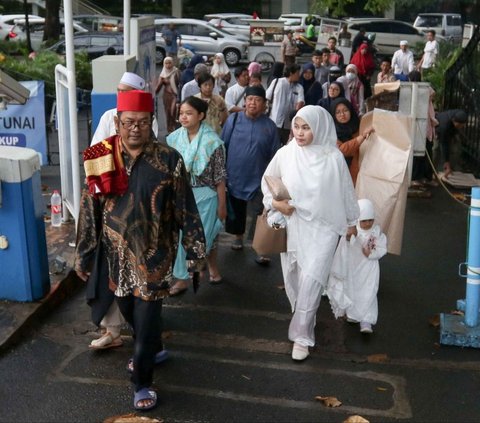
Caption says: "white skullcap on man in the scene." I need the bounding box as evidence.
[399,40,408,46]
[358,199,375,221]
[119,72,146,90]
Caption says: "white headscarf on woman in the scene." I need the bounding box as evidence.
[159,56,179,94]
[210,53,230,78]
[282,105,358,234]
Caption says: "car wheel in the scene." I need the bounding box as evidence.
[254,52,275,73]
[156,47,166,65]
[223,48,240,66]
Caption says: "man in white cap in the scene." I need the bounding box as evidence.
[91,72,159,145]
[391,40,415,81]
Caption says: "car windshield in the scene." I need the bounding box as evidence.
[415,15,442,27]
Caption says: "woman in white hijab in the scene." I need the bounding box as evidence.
[156,56,181,132]
[210,52,231,98]
[261,105,359,361]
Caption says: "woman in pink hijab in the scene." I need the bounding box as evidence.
[248,61,262,76]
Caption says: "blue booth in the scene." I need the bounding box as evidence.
[0,146,50,301]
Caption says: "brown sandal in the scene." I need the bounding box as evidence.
[168,280,189,296]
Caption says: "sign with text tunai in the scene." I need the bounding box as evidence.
[0,81,47,165]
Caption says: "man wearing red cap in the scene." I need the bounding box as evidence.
[75,90,206,411]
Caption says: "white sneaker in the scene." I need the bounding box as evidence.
[360,322,373,333]
[292,343,309,361]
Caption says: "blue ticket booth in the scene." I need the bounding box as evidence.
[0,146,50,301]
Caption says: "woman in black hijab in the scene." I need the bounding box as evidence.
[330,97,373,185]
[300,63,324,105]
[317,81,345,111]
[267,62,285,87]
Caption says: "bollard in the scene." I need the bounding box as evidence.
[465,187,480,327]
[440,187,480,348]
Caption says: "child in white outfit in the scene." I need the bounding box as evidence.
[327,198,387,333]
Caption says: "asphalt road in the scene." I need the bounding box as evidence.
[1,183,480,422]
[4,64,480,422]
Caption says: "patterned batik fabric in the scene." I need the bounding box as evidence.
[75,140,206,301]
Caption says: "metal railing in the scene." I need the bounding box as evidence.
[54,64,81,227]
[443,25,480,174]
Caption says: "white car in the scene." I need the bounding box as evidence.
[9,18,88,50]
[155,18,249,66]
[413,13,463,43]
[0,14,42,40]
[278,13,323,38]
[346,18,426,57]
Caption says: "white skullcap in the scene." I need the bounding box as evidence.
[400,40,408,46]
[119,72,146,90]
[358,198,375,221]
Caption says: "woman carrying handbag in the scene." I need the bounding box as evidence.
[261,105,359,361]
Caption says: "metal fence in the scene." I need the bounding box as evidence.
[444,25,480,174]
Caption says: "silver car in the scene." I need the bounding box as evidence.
[346,18,425,57]
[155,18,249,66]
[204,13,252,38]
[10,18,88,51]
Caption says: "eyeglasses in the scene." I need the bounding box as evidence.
[119,120,152,130]
[335,108,350,115]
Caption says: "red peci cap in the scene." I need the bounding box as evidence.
[117,90,154,113]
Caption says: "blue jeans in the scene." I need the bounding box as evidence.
[394,73,409,81]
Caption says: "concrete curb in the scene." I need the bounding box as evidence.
[0,270,81,354]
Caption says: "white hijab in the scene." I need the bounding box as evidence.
[159,57,179,94]
[282,105,356,234]
[356,198,378,239]
[211,53,229,78]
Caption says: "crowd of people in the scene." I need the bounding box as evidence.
[74,29,467,411]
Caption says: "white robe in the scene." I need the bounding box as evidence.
[328,224,387,324]
[261,105,359,346]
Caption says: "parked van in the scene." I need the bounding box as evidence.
[413,13,462,43]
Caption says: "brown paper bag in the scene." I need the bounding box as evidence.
[264,175,291,200]
[252,213,287,255]
[357,109,413,255]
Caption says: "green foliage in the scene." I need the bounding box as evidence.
[0,49,92,97]
[311,0,355,17]
[311,0,436,17]
[0,40,30,56]
[422,41,462,109]
[364,0,393,14]
[311,0,394,16]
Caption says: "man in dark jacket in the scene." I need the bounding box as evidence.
[436,109,467,178]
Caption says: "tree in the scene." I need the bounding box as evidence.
[43,0,61,42]
[311,0,436,17]
[22,0,33,52]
